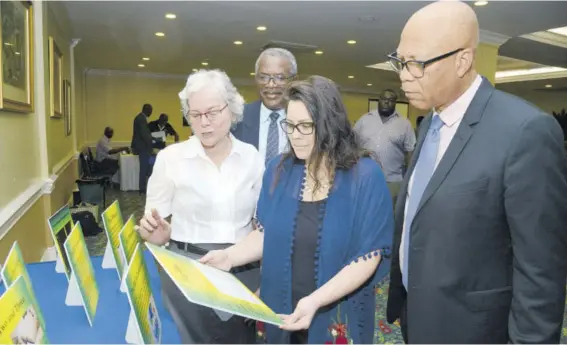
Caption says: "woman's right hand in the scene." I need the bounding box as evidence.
[137,208,171,245]
[199,250,233,272]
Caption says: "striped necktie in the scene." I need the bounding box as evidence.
[265,112,280,163]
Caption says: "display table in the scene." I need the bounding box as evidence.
[0,251,180,344]
[120,154,139,192]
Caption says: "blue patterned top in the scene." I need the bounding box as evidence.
[257,155,394,344]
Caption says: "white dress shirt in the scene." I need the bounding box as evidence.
[258,102,288,160]
[400,75,483,275]
[145,134,265,244]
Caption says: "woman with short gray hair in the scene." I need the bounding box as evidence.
[137,69,264,343]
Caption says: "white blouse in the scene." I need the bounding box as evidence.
[144,135,264,244]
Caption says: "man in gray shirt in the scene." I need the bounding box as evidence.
[354,89,416,205]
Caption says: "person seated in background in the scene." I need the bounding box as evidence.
[136,69,264,344]
[148,113,179,149]
[95,127,129,175]
[200,76,394,344]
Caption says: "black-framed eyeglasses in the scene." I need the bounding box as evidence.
[256,73,295,85]
[187,104,228,122]
[280,120,314,135]
[387,48,464,78]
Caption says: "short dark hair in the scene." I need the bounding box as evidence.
[274,76,369,193]
[159,113,168,121]
[104,126,113,136]
[142,103,152,112]
[380,89,398,99]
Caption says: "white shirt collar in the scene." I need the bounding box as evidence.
[435,75,483,127]
[182,133,245,159]
[260,102,285,123]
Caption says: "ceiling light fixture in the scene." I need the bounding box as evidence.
[495,66,567,82]
[474,1,488,6]
[250,72,256,76]
[348,76,354,79]
[315,50,323,55]
[256,26,267,31]
[192,69,198,72]
[165,13,176,19]
[142,57,150,61]
[201,62,209,66]
[548,27,567,37]
[367,83,372,86]
[234,41,243,45]
[155,32,165,37]
[138,64,145,68]
[347,40,357,45]
[545,84,553,88]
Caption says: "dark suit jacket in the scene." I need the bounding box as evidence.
[130,113,153,154]
[386,77,567,343]
[232,100,262,149]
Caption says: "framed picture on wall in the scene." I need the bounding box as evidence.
[49,36,63,117]
[63,79,71,136]
[0,1,34,113]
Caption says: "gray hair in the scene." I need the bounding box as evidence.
[254,48,298,76]
[179,69,245,125]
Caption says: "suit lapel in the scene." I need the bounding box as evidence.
[415,77,494,214]
[244,100,261,149]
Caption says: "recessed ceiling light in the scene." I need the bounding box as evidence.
[545,84,553,88]
[234,41,243,45]
[257,26,267,31]
[348,76,354,79]
[138,64,145,68]
[192,69,198,72]
[155,32,165,37]
[142,57,150,61]
[201,61,208,66]
[250,72,256,76]
[474,1,488,6]
[315,50,323,55]
[367,83,372,86]
[347,40,357,45]
[165,13,176,19]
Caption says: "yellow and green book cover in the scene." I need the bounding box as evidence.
[101,200,125,278]
[47,204,74,279]
[0,276,49,344]
[119,215,141,267]
[124,243,161,344]
[1,241,46,329]
[145,242,283,326]
[64,223,99,326]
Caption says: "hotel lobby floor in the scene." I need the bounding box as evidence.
[84,188,567,344]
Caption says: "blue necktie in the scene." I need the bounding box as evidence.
[402,114,444,289]
[265,112,280,163]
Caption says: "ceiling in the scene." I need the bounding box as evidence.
[58,1,567,96]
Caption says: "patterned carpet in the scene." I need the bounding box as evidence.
[86,188,567,344]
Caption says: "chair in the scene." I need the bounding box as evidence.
[77,152,109,209]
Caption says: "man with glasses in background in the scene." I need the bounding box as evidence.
[385,1,567,343]
[354,89,416,206]
[232,48,297,164]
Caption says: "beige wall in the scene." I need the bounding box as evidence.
[84,72,379,144]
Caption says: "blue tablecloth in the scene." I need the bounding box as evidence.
[0,251,180,344]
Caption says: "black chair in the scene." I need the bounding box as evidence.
[77,152,109,209]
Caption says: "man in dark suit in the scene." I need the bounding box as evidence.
[130,103,154,193]
[232,48,297,163]
[386,2,567,343]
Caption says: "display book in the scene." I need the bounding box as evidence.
[0,242,49,344]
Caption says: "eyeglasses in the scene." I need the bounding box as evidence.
[387,48,463,78]
[280,120,315,135]
[187,104,228,122]
[256,73,294,85]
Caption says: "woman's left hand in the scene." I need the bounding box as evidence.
[279,296,320,331]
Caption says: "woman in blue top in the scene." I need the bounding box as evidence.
[201,76,394,344]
